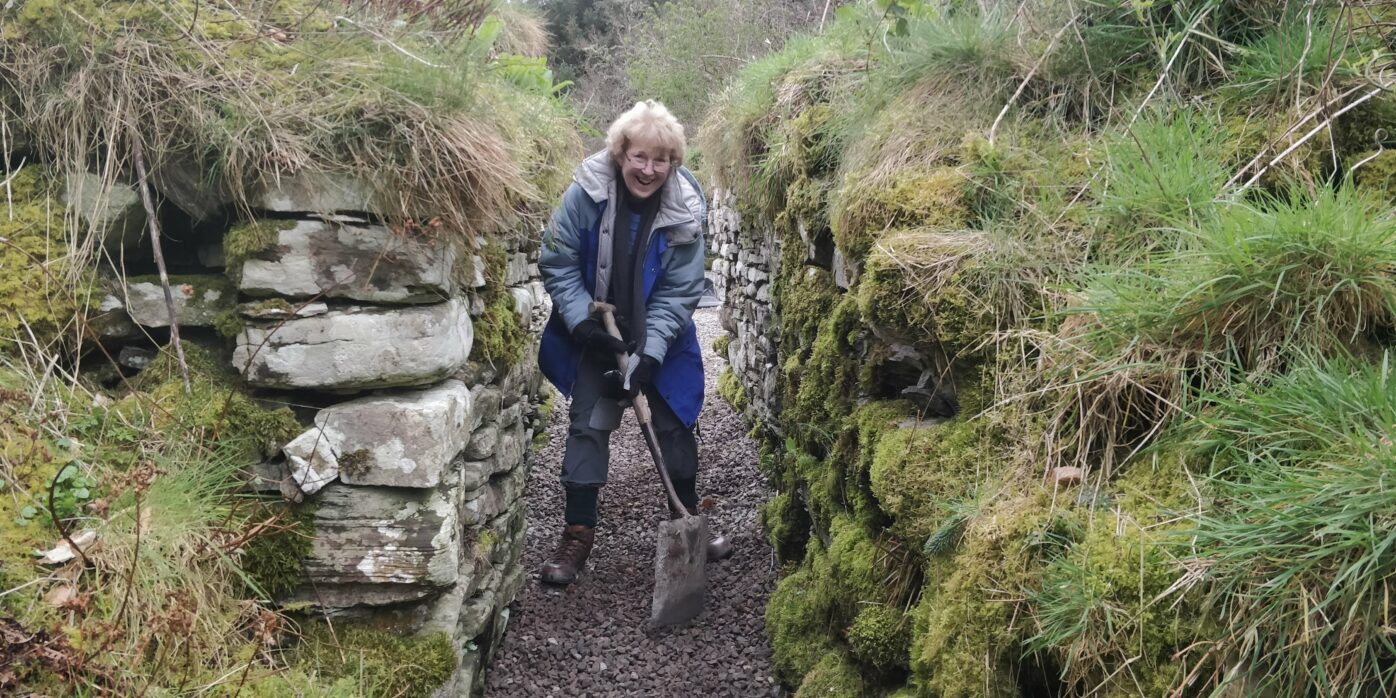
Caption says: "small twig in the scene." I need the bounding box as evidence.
[130,131,192,395]
[1348,130,1387,176]
[334,15,444,68]
[1229,83,1392,197]
[990,15,1073,147]
[46,463,93,569]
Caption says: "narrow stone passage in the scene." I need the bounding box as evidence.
[485,306,780,697]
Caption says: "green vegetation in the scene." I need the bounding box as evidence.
[2,0,579,242]
[704,1,1396,695]
[0,166,94,353]
[717,367,748,411]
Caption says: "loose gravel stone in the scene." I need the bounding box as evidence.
[484,307,780,697]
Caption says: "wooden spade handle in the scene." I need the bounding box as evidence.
[590,302,688,517]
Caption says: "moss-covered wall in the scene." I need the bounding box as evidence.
[707,3,1396,696]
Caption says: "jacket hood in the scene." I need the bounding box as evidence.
[573,150,703,234]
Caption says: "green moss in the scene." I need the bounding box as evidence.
[868,415,997,542]
[911,488,1067,698]
[0,166,92,352]
[831,166,970,264]
[288,624,456,698]
[717,367,748,411]
[475,528,499,561]
[134,344,303,462]
[775,264,840,362]
[238,501,314,600]
[847,604,911,675]
[1354,149,1396,200]
[470,295,527,368]
[767,550,840,686]
[787,296,864,454]
[759,490,810,562]
[214,308,245,339]
[711,333,732,357]
[223,219,294,280]
[794,649,867,698]
[1030,452,1209,696]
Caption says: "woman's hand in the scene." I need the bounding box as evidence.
[572,318,628,356]
[628,356,659,397]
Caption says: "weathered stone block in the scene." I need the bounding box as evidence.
[63,172,145,251]
[233,299,473,391]
[237,219,456,303]
[91,294,139,339]
[505,252,531,286]
[284,380,474,490]
[124,276,235,327]
[463,424,498,460]
[295,480,461,607]
[256,171,376,213]
[461,467,526,527]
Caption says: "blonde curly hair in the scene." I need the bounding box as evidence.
[605,100,686,168]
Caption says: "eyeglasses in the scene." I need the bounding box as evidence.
[625,152,671,171]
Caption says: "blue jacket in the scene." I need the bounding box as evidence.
[537,151,708,427]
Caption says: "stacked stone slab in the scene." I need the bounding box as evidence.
[82,168,550,697]
[236,173,548,697]
[708,187,781,429]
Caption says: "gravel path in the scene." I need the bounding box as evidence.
[484,307,780,697]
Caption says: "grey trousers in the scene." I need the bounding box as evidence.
[560,351,699,489]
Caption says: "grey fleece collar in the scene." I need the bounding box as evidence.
[573,150,702,234]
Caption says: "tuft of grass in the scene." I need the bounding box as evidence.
[1182,356,1396,697]
[0,1,579,244]
[1094,109,1230,258]
[1225,11,1363,107]
[885,8,1017,97]
[1033,185,1396,472]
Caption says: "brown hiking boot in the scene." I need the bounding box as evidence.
[540,524,594,585]
[669,505,734,562]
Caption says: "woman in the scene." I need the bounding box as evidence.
[536,100,731,586]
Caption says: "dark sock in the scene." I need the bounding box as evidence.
[671,476,699,512]
[564,485,599,527]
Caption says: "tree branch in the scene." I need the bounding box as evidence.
[130,131,192,395]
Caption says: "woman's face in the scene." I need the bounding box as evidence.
[619,139,671,200]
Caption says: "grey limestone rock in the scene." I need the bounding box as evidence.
[233,299,473,391]
[256,171,376,214]
[123,276,235,328]
[282,379,474,491]
[63,172,145,251]
[236,219,457,303]
[463,423,499,460]
[292,479,462,608]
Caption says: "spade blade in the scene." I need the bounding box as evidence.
[650,515,707,628]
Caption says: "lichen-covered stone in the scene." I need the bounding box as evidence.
[233,299,473,391]
[291,479,462,608]
[62,171,145,251]
[123,275,236,327]
[283,380,474,490]
[236,219,458,303]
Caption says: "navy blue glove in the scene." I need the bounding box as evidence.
[572,318,628,356]
[629,356,659,397]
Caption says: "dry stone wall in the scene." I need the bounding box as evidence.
[708,188,781,428]
[84,171,549,697]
